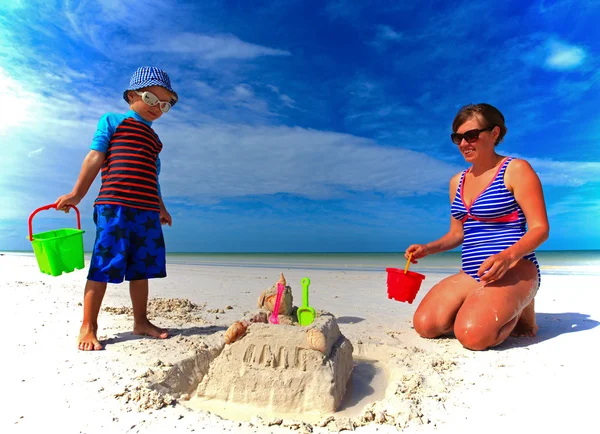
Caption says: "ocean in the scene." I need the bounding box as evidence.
[4,250,600,276]
[163,251,600,276]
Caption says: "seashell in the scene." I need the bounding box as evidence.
[306,328,326,353]
[224,321,248,345]
[257,276,294,315]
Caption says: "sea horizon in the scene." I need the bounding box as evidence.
[4,249,599,254]
[4,249,599,276]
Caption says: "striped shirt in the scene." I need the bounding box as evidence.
[91,111,163,211]
[450,157,540,284]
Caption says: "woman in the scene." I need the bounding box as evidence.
[405,103,549,351]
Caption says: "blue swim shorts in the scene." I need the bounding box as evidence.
[87,204,167,283]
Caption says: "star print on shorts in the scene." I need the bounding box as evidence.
[87,204,167,283]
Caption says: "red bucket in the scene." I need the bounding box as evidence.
[386,268,426,304]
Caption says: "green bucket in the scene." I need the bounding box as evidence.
[28,204,85,276]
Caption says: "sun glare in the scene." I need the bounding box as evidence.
[0,67,33,135]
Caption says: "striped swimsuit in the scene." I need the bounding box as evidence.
[450,157,540,284]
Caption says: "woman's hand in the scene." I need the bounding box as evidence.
[478,251,516,284]
[404,244,429,264]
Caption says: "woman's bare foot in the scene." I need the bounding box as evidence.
[77,324,103,351]
[133,320,169,339]
[511,299,538,337]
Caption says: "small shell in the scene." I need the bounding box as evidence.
[224,321,248,344]
[306,328,326,353]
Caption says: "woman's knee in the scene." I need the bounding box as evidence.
[454,318,497,351]
[411,273,475,340]
[413,308,451,339]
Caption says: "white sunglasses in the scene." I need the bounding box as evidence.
[135,91,172,113]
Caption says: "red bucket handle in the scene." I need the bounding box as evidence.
[28,204,81,241]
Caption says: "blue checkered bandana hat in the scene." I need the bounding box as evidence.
[123,66,179,106]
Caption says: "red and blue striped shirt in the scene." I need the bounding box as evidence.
[90,110,163,212]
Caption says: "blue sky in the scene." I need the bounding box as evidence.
[1,0,599,252]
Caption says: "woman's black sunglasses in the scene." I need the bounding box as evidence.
[451,126,495,145]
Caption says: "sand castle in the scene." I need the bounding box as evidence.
[194,273,354,414]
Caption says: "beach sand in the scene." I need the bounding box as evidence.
[2,253,599,433]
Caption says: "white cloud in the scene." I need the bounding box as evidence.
[524,156,600,187]
[279,94,296,108]
[520,36,587,71]
[194,81,219,98]
[222,84,271,115]
[156,121,462,202]
[267,84,296,108]
[59,0,171,45]
[232,84,255,100]
[128,33,291,60]
[375,25,402,42]
[28,147,45,157]
[544,40,586,70]
[547,194,600,218]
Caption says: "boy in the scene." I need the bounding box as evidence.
[55,66,178,351]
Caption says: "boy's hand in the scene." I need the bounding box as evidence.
[55,192,82,212]
[160,208,172,226]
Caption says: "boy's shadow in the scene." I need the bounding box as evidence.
[103,325,227,346]
[497,312,599,350]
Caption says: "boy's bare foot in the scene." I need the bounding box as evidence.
[133,320,169,339]
[78,325,103,351]
[511,299,538,337]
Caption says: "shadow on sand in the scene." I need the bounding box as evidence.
[496,312,600,350]
[337,359,379,412]
[103,325,227,347]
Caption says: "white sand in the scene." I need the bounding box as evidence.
[2,253,599,433]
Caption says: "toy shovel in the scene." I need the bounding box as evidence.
[297,277,316,326]
[269,283,285,324]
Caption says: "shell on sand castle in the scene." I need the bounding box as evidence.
[196,312,353,414]
[224,311,271,345]
[306,328,327,353]
[224,321,248,345]
[257,273,293,315]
